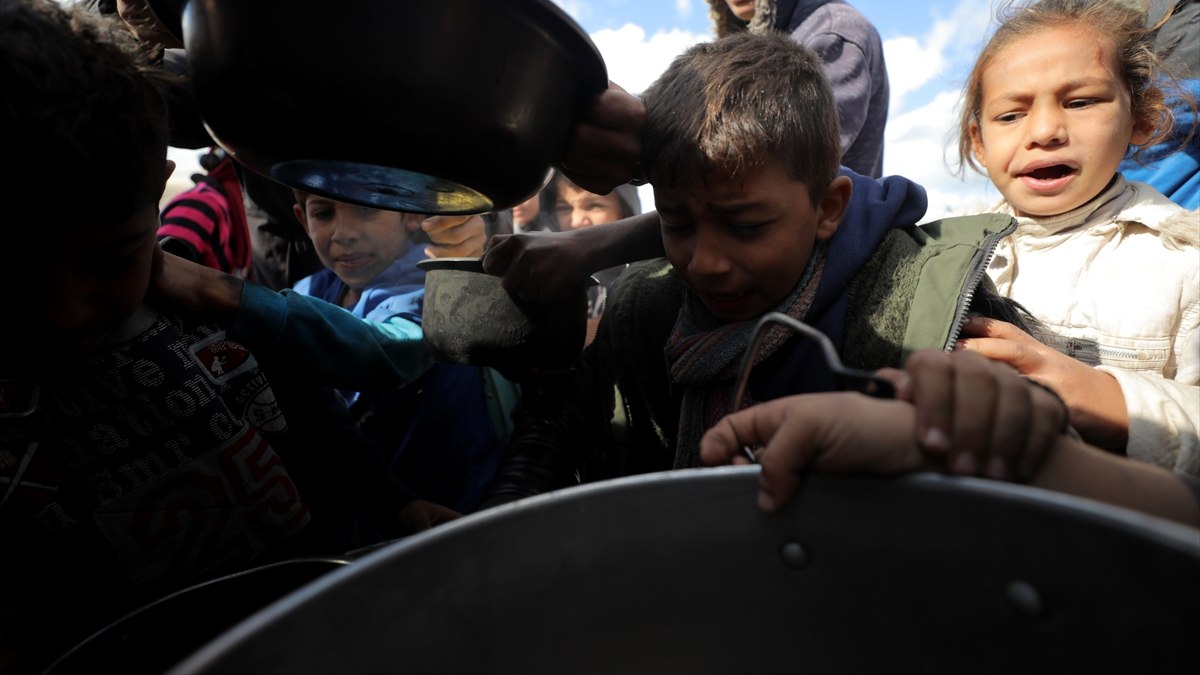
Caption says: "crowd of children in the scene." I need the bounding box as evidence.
[1,0,1198,672]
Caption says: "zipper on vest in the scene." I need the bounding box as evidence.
[943,217,1019,351]
[1097,344,1140,361]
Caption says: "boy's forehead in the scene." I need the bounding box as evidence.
[661,161,806,201]
[302,194,334,207]
[556,181,592,197]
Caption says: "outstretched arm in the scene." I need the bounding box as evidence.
[482,211,663,304]
[150,247,432,389]
[148,210,492,388]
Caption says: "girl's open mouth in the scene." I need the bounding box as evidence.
[1019,163,1076,190]
[1023,164,1073,180]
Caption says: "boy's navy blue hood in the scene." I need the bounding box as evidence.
[816,167,928,313]
[755,166,927,399]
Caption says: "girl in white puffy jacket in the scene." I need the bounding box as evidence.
[952,0,1199,478]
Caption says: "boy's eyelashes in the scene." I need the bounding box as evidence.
[729,221,770,235]
[658,218,770,237]
[555,201,610,213]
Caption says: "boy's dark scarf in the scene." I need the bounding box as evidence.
[665,245,827,468]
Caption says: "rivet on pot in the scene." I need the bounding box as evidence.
[1005,579,1043,617]
[780,541,808,570]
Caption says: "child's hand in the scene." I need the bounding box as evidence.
[699,393,925,512]
[887,349,1067,481]
[956,316,1129,449]
[419,215,487,259]
[481,230,600,304]
[397,499,461,534]
[558,81,645,195]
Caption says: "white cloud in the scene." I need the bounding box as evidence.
[589,24,709,95]
[885,0,993,112]
[883,35,945,112]
[585,22,708,214]
[880,0,1001,218]
[676,0,693,19]
[884,90,999,219]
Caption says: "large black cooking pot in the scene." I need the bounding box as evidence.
[172,468,1200,674]
[173,0,607,214]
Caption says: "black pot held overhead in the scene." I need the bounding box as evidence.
[174,0,607,214]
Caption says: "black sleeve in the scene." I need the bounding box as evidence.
[476,260,679,511]
[476,344,620,509]
[475,370,606,509]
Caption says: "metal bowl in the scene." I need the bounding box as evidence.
[178,0,607,214]
[417,257,592,371]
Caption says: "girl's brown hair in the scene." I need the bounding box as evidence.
[955,0,1193,175]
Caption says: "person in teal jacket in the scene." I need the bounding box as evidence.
[289,191,518,513]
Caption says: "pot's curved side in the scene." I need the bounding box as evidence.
[175,469,1200,674]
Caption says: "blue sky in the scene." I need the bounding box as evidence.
[548,0,1006,217]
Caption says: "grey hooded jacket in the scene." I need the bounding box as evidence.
[708,0,889,177]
